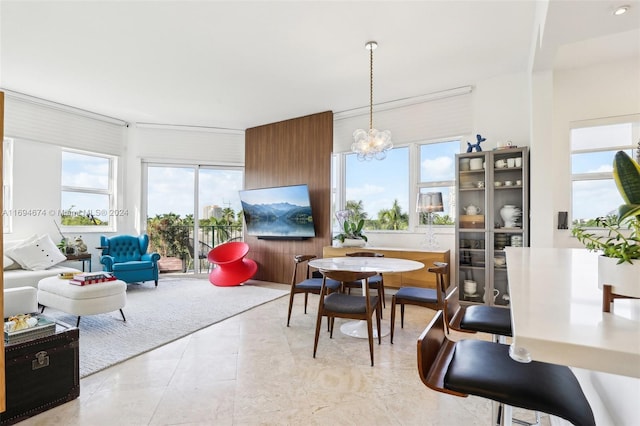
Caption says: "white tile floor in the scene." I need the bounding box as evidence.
[17,283,548,425]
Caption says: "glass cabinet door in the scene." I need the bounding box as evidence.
[456,147,528,308]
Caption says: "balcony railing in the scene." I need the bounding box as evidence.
[148,224,243,273]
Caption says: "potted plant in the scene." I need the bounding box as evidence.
[572,150,640,303]
[334,218,368,247]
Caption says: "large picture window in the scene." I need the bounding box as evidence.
[61,150,116,229]
[344,147,410,230]
[571,116,639,226]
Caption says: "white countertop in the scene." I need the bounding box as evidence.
[505,247,640,378]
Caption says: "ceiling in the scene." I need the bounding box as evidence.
[1,1,639,131]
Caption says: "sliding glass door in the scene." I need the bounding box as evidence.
[144,163,243,274]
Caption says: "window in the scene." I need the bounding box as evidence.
[3,138,13,233]
[571,116,639,226]
[418,139,459,225]
[344,147,410,230]
[61,150,116,229]
[335,139,461,233]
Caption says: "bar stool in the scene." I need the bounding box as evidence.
[417,311,595,426]
[445,287,512,343]
[445,287,540,424]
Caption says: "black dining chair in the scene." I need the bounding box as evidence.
[390,262,449,343]
[313,269,382,366]
[343,251,386,310]
[286,254,341,326]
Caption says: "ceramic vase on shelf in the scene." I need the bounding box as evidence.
[500,205,521,228]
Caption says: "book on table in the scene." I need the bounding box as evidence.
[68,272,117,286]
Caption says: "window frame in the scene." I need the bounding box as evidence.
[334,137,462,235]
[416,138,461,227]
[570,115,640,227]
[60,148,117,233]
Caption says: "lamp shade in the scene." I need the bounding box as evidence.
[417,192,444,213]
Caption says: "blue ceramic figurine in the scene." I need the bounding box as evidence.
[466,134,486,152]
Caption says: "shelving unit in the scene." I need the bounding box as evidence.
[455,146,529,307]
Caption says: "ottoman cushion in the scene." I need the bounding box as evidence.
[38,276,127,318]
[38,277,126,300]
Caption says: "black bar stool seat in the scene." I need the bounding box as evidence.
[460,304,512,336]
[418,311,595,426]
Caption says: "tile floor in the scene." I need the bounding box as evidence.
[17,283,548,425]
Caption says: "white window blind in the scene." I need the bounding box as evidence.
[3,94,126,155]
[333,87,473,152]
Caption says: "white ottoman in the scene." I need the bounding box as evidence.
[38,276,127,326]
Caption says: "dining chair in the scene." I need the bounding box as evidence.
[313,270,381,366]
[417,310,595,426]
[390,262,449,343]
[287,254,341,327]
[344,251,386,310]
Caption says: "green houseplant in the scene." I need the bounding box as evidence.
[333,218,368,245]
[572,150,640,264]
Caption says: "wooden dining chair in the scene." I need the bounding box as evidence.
[287,254,341,327]
[344,251,386,310]
[313,269,381,366]
[390,262,449,343]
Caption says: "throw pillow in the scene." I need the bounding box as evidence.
[3,255,16,270]
[8,234,67,271]
[4,234,39,269]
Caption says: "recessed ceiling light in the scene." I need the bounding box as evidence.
[613,5,630,15]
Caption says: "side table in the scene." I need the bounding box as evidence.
[1,319,80,425]
[64,253,92,272]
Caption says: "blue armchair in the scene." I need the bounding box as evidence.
[100,234,161,286]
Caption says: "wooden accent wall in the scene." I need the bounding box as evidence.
[244,111,333,284]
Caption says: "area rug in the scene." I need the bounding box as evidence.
[40,277,288,377]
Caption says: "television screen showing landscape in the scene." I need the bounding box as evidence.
[239,184,316,238]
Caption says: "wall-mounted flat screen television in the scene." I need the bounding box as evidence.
[239,184,316,240]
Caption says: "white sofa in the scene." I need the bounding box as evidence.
[3,239,80,318]
[4,237,80,290]
[4,286,38,317]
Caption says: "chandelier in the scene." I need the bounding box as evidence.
[352,41,393,161]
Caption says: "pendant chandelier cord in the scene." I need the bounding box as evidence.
[369,46,374,131]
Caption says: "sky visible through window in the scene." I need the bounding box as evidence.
[147,166,243,219]
[345,147,409,219]
[571,122,635,222]
[61,152,110,222]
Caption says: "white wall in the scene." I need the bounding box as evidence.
[530,57,640,248]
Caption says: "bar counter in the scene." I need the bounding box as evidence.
[505,247,640,378]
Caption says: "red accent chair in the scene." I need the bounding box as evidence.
[207,242,258,287]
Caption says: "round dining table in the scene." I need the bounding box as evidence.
[308,256,424,338]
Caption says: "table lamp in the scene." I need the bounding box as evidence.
[417,192,444,249]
